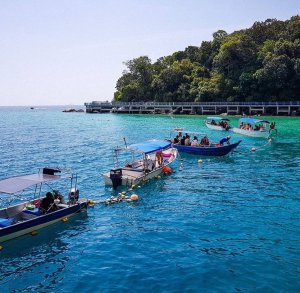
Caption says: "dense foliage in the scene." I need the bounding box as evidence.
[114,16,300,102]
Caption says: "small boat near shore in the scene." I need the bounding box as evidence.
[232,118,277,138]
[205,116,231,131]
[170,129,241,156]
[0,167,88,243]
[103,140,178,189]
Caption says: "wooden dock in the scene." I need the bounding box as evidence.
[84,101,300,116]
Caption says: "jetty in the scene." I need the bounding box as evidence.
[84,101,300,116]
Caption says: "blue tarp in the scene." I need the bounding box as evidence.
[128,140,171,154]
[239,118,270,124]
[207,116,230,121]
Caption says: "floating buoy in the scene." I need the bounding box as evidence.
[251,147,257,152]
[179,163,183,171]
[62,217,68,222]
[88,200,95,207]
[198,159,203,164]
[31,231,38,236]
[130,194,139,201]
[162,166,172,174]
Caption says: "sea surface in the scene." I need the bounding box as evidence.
[0,106,299,292]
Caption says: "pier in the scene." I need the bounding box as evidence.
[84,101,300,116]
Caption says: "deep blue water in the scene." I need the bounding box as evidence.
[0,107,299,292]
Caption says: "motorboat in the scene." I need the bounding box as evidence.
[232,118,277,138]
[103,140,178,189]
[170,129,241,156]
[0,167,88,243]
[205,116,231,131]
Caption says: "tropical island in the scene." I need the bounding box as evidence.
[113,16,300,103]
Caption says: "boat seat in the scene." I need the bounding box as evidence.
[57,203,69,209]
[122,167,144,172]
[0,217,14,228]
[22,208,41,220]
[23,208,40,216]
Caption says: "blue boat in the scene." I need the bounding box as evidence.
[170,129,241,156]
[0,167,88,243]
[173,140,241,156]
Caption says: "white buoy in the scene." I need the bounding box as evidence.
[251,147,256,152]
[198,159,203,164]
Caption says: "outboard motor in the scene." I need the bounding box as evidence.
[110,168,122,189]
[69,188,79,204]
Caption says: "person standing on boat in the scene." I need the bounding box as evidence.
[156,150,163,166]
[219,136,231,146]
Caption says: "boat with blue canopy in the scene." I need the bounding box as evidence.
[205,116,231,131]
[103,139,178,189]
[232,118,277,138]
[170,129,241,156]
[0,167,88,243]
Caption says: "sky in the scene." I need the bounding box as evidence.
[0,0,299,106]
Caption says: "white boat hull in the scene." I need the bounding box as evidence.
[205,122,227,131]
[232,127,272,138]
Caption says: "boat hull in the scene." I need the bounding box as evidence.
[205,122,229,131]
[232,127,276,138]
[173,141,241,156]
[0,201,88,243]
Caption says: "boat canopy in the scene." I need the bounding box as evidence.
[173,129,206,136]
[0,173,61,194]
[207,116,230,121]
[239,118,270,124]
[127,140,171,154]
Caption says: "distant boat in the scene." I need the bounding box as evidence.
[205,116,231,131]
[103,140,178,189]
[170,129,241,156]
[232,118,277,138]
[30,107,34,110]
[0,167,88,243]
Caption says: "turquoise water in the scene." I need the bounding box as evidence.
[0,107,300,292]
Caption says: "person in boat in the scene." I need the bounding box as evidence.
[270,122,275,130]
[180,136,186,145]
[39,192,58,214]
[254,124,260,131]
[53,190,66,204]
[191,136,198,146]
[173,135,179,144]
[156,150,163,166]
[184,135,191,146]
[219,136,231,146]
[200,135,209,146]
[145,155,154,172]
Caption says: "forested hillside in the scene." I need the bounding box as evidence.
[114,16,300,102]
